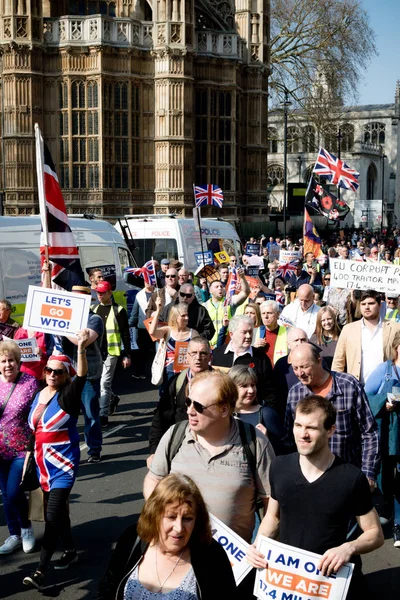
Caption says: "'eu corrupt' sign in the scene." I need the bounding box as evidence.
[329,258,400,295]
[23,286,91,336]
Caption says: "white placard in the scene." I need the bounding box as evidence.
[329,258,400,294]
[2,336,38,362]
[23,286,91,336]
[209,513,252,585]
[279,250,302,265]
[254,537,354,600]
[246,255,265,268]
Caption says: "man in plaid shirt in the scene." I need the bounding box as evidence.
[285,344,380,489]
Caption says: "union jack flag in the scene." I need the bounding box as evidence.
[124,260,157,286]
[275,290,285,307]
[36,125,84,290]
[194,184,224,208]
[313,148,360,192]
[224,268,237,306]
[276,260,298,278]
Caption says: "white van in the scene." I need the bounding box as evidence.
[0,215,137,322]
[115,215,242,272]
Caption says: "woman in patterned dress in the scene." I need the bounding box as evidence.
[23,328,90,590]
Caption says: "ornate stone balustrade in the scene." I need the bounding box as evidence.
[196,31,243,60]
[42,16,153,48]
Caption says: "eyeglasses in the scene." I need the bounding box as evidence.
[165,274,177,278]
[44,366,67,376]
[230,259,237,263]
[185,397,220,413]
[187,351,209,358]
[180,292,193,298]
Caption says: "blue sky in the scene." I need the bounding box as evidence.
[358,0,400,105]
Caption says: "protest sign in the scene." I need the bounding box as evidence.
[329,258,400,295]
[214,250,230,264]
[23,286,91,336]
[0,322,17,340]
[246,243,261,256]
[245,276,261,300]
[246,255,264,268]
[269,246,281,261]
[209,513,252,585]
[143,318,167,342]
[86,264,116,289]
[246,266,260,278]
[195,264,220,284]
[279,250,302,265]
[173,341,189,372]
[2,336,38,362]
[254,537,353,600]
[194,250,214,267]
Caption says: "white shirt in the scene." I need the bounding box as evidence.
[225,340,253,363]
[280,301,320,339]
[361,318,383,385]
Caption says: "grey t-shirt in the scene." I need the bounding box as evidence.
[150,419,275,542]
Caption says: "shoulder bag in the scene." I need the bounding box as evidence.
[151,338,167,386]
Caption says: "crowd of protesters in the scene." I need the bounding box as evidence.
[1,225,400,597]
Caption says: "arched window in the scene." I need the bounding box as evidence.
[323,126,338,154]
[287,127,300,153]
[302,125,316,153]
[268,127,278,153]
[341,123,354,152]
[364,122,385,145]
[267,165,284,186]
[366,163,378,200]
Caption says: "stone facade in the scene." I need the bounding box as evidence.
[0,0,270,221]
[267,83,400,230]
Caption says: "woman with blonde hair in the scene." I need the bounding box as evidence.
[310,306,341,369]
[97,473,237,599]
[149,297,199,382]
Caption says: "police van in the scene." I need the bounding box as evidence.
[0,215,137,322]
[115,215,242,272]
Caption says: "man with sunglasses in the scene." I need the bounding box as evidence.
[147,336,213,465]
[158,283,215,341]
[145,268,180,319]
[144,370,275,546]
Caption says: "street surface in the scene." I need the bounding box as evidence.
[1,369,399,599]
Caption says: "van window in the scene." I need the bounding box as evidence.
[132,239,178,266]
[118,247,132,271]
[0,248,41,307]
[79,246,115,273]
[205,237,237,257]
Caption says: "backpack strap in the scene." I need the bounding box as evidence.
[166,420,189,472]
[175,370,188,402]
[237,418,257,483]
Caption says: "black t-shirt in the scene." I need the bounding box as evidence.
[270,453,373,556]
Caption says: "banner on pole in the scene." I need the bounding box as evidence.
[194,251,214,267]
[254,537,353,600]
[329,258,400,294]
[209,513,252,585]
[23,286,90,336]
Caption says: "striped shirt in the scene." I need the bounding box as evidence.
[285,371,380,481]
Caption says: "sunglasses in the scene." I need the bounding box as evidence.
[185,398,220,413]
[44,366,67,376]
[324,278,331,281]
[180,292,193,298]
[165,274,176,278]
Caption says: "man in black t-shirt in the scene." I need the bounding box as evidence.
[247,395,384,598]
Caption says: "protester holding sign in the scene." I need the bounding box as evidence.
[97,474,237,600]
[0,341,40,556]
[248,395,384,600]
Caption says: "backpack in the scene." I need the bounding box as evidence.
[166,418,257,479]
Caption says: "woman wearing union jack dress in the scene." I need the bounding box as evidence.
[23,329,90,590]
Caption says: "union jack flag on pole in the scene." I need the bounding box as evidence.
[224,268,237,306]
[313,148,360,192]
[194,184,224,208]
[124,260,157,287]
[35,124,84,290]
[276,260,298,278]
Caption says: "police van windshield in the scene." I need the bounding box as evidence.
[131,239,178,267]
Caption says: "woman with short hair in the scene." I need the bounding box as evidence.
[96,473,237,599]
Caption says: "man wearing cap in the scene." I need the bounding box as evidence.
[62,285,104,463]
[385,295,400,322]
[157,258,170,287]
[92,281,131,428]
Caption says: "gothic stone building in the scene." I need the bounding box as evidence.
[267,82,400,231]
[0,0,270,221]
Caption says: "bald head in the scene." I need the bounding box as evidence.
[297,284,314,312]
[287,328,308,351]
[291,343,324,387]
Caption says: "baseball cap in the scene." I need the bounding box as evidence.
[161,258,170,265]
[96,281,112,293]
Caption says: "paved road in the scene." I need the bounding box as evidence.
[1,371,399,598]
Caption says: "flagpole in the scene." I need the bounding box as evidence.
[35,123,49,266]
[193,184,207,270]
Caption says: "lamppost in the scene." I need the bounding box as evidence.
[282,89,292,241]
[381,150,387,230]
[297,155,302,181]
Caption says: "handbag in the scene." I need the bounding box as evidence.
[151,338,167,386]
[20,400,49,492]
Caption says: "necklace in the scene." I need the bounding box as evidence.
[155,546,184,593]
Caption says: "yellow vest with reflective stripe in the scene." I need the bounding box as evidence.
[254,324,288,365]
[386,308,399,322]
[93,303,122,356]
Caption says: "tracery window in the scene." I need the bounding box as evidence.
[364,122,385,145]
[267,165,284,186]
[268,127,278,153]
[302,125,316,153]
